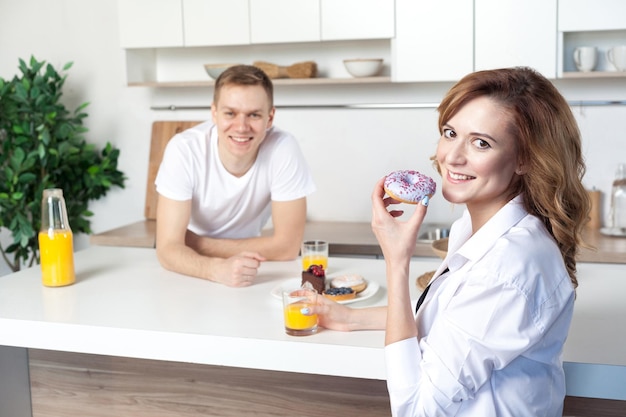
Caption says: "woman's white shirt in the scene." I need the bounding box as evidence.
[385,195,575,417]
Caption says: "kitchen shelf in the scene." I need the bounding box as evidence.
[128,76,392,88]
[130,72,626,87]
[561,71,626,79]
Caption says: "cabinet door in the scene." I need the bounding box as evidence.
[183,0,249,46]
[559,0,626,31]
[117,0,183,48]
[249,0,320,44]
[475,0,557,78]
[321,0,394,41]
[392,0,473,82]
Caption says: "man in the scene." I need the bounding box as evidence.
[155,65,315,287]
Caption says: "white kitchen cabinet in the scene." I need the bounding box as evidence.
[249,0,320,44]
[117,0,626,87]
[559,0,626,32]
[321,0,394,41]
[392,0,473,82]
[183,0,250,46]
[475,0,557,78]
[558,0,626,77]
[117,0,183,48]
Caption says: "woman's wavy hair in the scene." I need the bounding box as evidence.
[435,67,590,288]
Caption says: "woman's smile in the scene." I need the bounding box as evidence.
[448,171,475,181]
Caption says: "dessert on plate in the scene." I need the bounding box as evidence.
[301,264,326,294]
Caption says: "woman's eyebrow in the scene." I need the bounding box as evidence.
[444,123,497,142]
[471,131,497,142]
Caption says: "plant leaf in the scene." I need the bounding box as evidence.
[0,56,126,271]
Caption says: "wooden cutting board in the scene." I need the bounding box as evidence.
[144,121,203,220]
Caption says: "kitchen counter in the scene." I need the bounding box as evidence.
[90,220,626,263]
[1,246,625,416]
[3,245,621,371]
[0,246,432,379]
[300,221,626,263]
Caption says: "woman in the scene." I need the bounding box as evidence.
[309,67,590,416]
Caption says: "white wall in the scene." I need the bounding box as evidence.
[0,0,151,276]
[1,0,625,276]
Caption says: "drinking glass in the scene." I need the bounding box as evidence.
[301,240,328,271]
[282,287,318,336]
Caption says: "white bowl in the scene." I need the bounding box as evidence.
[343,58,383,78]
[204,63,239,80]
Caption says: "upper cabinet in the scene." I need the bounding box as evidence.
[250,0,320,44]
[474,0,557,78]
[558,0,626,77]
[250,0,394,44]
[321,0,394,41]
[118,0,394,48]
[118,0,183,48]
[392,0,473,82]
[559,0,626,31]
[118,0,626,87]
[183,0,249,47]
[393,0,558,82]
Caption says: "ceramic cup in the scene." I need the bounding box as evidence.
[607,45,626,72]
[573,46,597,72]
[282,287,318,336]
[301,240,328,272]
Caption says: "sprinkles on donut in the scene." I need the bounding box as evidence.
[383,170,436,204]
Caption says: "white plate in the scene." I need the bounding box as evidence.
[600,227,626,237]
[271,278,380,305]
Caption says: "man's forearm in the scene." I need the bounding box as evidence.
[157,241,219,281]
[186,232,300,261]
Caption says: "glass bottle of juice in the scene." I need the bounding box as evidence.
[39,188,75,287]
[609,163,626,231]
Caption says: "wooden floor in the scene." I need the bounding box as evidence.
[28,349,625,417]
[563,396,626,417]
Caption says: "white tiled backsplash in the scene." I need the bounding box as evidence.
[276,104,626,227]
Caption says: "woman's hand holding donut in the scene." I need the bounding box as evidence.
[374,171,433,345]
[371,177,430,266]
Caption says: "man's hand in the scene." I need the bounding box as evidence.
[212,252,266,287]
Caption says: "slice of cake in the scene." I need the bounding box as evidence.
[301,264,326,294]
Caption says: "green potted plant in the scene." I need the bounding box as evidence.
[0,56,126,272]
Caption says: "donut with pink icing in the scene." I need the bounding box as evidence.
[331,274,367,293]
[383,170,436,204]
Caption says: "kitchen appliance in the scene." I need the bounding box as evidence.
[605,163,626,236]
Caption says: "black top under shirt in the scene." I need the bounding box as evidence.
[415,267,449,314]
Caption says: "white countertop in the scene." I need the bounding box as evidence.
[1,246,625,384]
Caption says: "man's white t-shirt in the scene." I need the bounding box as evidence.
[155,121,315,239]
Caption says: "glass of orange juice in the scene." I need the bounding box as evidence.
[301,240,328,271]
[282,287,318,336]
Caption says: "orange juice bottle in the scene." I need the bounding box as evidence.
[39,189,75,287]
